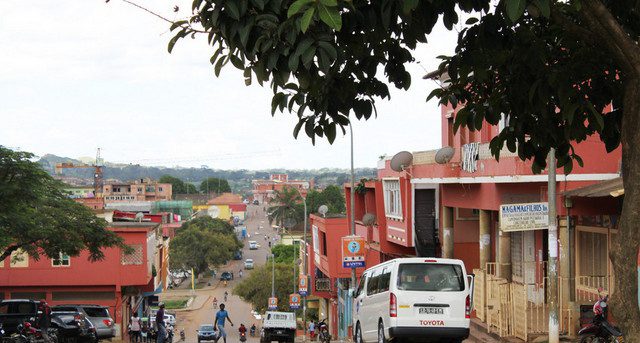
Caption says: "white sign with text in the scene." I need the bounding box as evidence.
[499,202,549,232]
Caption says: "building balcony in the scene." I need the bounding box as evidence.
[355,222,379,244]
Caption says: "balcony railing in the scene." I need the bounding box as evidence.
[315,278,332,292]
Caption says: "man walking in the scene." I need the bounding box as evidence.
[214,303,234,343]
[155,303,167,343]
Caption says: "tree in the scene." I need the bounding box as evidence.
[233,261,296,312]
[179,216,236,235]
[169,228,238,276]
[268,186,304,229]
[159,174,198,195]
[0,147,128,262]
[271,244,296,264]
[199,177,231,194]
[321,185,346,214]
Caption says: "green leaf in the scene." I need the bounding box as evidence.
[229,54,244,69]
[301,45,316,66]
[317,41,337,61]
[288,0,313,18]
[293,119,305,138]
[250,0,265,11]
[587,102,605,131]
[402,0,419,15]
[304,118,315,137]
[465,17,479,25]
[271,93,286,115]
[534,0,550,18]
[506,0,526,22]
[319,0,337,5]
[226,1,240,20]
[170,20,188,31]
[214,56,227,77]
[326,122,337,144]
[243,67,252,86]
[318,4,342,30]
[301,7,315,33]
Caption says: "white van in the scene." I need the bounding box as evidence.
[352,258,474,343]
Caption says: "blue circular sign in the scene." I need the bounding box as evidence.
[348,241,361,253]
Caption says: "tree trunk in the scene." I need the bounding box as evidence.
[610,78,640,342]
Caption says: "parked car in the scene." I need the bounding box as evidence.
[52,305,116,340]
[352,258,474,343]
[197,324,218,342]
[164,313,176,326]
[233,250,243,260]
[244,259,254,269]
[51,310,98,343]
[249,241,258,250]
[220,272,234,281]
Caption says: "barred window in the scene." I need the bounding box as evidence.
[383,179,402,218]
[52,252,70,267]
[121,244,143,265]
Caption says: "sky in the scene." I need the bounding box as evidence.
[0,1,459,170]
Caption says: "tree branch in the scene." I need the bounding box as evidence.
[117,0,209,34]
[0,240,38,263]
[581,0,640,76]
[550,9,596,46]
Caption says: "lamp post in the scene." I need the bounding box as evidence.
[290,186,308,340]
[349,124,356,291]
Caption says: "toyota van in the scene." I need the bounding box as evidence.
[353,258,474,343]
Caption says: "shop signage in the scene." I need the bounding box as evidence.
[342,235,366,268]
[499,202,549,232]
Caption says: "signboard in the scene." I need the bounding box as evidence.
[342,235,366,268]
[298,275,308,296]
[289,293,301,309]
[499,202,549,232]
[268,297,278,310]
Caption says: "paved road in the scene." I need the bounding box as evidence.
[165,204,274,343]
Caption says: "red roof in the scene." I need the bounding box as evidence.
[229,204,247,212]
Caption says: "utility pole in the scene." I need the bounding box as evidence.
[349,124,356,291]
[272,254,275,298]
[548,148,559,343]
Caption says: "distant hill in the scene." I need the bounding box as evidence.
[38,154,378,193]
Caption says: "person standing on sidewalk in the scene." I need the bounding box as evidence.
[214,303,234,343]
[155,303,167,343]
[130,312,141,342]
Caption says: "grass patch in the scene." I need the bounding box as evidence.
[163,298,190,309]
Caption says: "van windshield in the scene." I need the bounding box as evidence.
[397,263,465,292]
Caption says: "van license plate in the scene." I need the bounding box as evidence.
[419,307,443,315]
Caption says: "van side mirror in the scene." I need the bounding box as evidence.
[467,274,475,309]
[348,289,354,297]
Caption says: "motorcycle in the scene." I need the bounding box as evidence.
[239,331,247,342]
[250,326,256,337]
[167,325,174,343]
[578,288,624,342]
[179,328,185,341]
[317,319,331,343]
[9,322,56,343]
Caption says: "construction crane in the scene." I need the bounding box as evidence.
[55,148,104,198]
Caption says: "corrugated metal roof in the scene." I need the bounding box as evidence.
[563,177,624,197]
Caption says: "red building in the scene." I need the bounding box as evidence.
[252,174,314,204]
[0,222,167,340]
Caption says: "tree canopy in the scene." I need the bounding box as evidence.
[271,244,296,263]
[169,216,241,275]
[159,174,198,195]
[305,185,345,214]
[233,261,297,312]
[0,147,128,262]
[199,177,232,194]
[268,186,304,229]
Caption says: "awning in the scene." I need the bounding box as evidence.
[563,177,624,197]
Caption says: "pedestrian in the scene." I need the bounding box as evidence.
[141,323,149,343]
[239,270,243,278]
[309,321,315,341]
[155,303,167,343]
[130,312,141,342]
[214,303,234,343]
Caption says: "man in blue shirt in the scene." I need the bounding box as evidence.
[155,302,167,343]
[214,303,234,343]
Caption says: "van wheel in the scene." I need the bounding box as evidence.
[355,323,363,343]
[377,322,387,343]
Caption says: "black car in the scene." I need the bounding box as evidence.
[50,311,97,343]
[197,324,218,342]
[220,272,234,281]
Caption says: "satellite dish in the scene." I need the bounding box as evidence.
[283,218,297,229]
[362,213,376,226]
[135,212,144,222]
[390,151,413,172]
[318,205,329,217]
[435,146,455,164]
[207,205,221,218]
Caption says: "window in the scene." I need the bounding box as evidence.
[355,273,367,297]
[121,244,144,265]
[366,268,381,295]
[378,267,391,293]
[383,179,402,218]
[52,252,70,267]
[159,187,163,192]
[138,187,143,193]
[397,263,465,292]
[320,232,327,256]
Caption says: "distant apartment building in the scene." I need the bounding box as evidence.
[102,179,172,204]
[251,174,314,204]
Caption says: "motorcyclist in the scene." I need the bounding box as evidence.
[212,297,218,309]
[238,323,247,342]
[250,324,257,336]
[224,291,229,302]
[238,324,247,334]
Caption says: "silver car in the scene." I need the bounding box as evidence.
[244,259,254,269]
[53,305,116,339]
